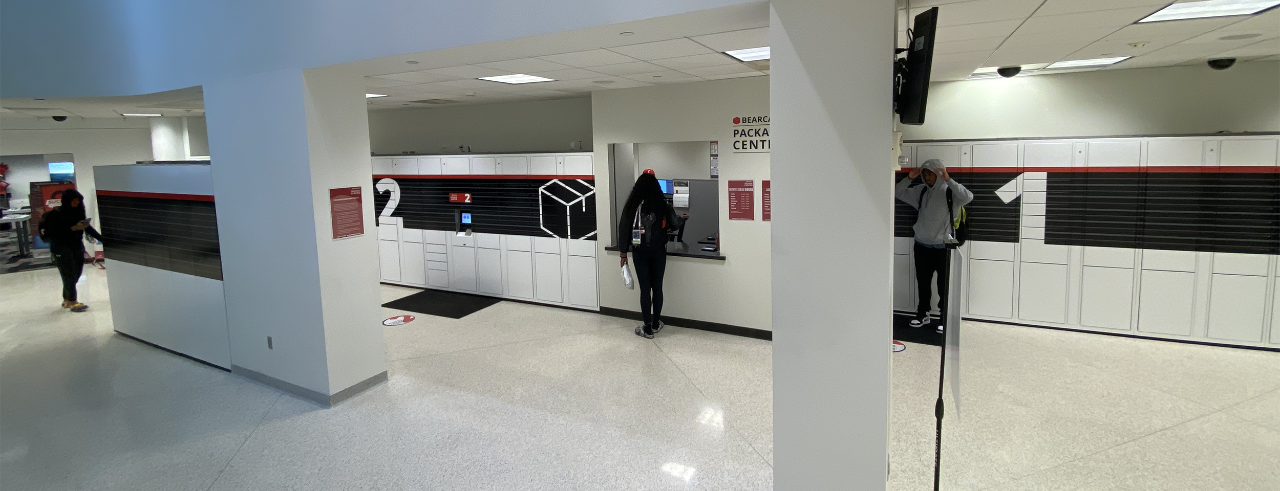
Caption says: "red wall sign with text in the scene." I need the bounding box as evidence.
[330,187,364,239]
[449,192,473,203]
[728,180,755,220]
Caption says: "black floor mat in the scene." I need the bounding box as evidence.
[893,312,944,347]
[381,289,502,319]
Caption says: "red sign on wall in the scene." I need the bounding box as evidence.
[762,180,771,221]
[330,187,364,240]
[449,192,473,203]
[728,180,755,220]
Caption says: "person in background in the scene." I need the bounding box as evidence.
[38,189,102,312]
[618,169,687,339]
[895,159,973,333]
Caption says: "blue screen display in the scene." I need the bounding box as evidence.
[461,212,472,225]
[658,179,673,194]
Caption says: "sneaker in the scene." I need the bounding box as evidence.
[635,324,654,339]
[909,315,928,328]
[69,303,89,313]
[936,324,945,334]
[892,340,906,353]
[651,320,665,335]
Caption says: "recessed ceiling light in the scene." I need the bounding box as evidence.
[1220,33,1263,40]
[122,113,162,117]
[478,74,555,84]
[1045,56,1130,69]
[620,31,635,36]
[1139,0,1280,23]
[365,93,388,98]
[725,47,770,62]
[406,60,419,64]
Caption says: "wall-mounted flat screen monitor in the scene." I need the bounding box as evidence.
[658,179,674,195]
[897,7,937,125]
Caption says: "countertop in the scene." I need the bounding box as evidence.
[605,242,725,261]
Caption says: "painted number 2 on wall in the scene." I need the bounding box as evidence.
[449,192,473,203]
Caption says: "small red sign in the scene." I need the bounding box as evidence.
[728,180,755,220]
[449,192,473,203]
[762,180,771,221]
[330,186,364,240]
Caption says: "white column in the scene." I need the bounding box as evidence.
[203,67,386,405]
[770,0,894,488]
[149,117,186,160]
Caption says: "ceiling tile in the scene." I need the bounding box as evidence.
[935,20,1023,43]
[1036,0,1168,17]
[1212,37,1280,58]
[477,58,572,74]
[985,44,1079,66]
[365,75,431,87]
[649,53,740,70]
[1004,28,1116,48]
[437,78,534,90]
[423,65,512,79]
[1067,35,1189,59]
[608,38,717,60]
[580,78,655,90]
[679,64,760,78]
[588,61,668,76]
[1018,7,1165,34]
[689,27,769,52]
[621,70,704,84]
[1212,9,1280,37]
[525,68,610,81]
[912,0,1042,27]
[537,49,639,67]
[933,36,1006,54]
[1105,17,1240,41]
[701,71,768,81]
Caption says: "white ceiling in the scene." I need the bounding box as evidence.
[906,0,1280,80]
[362,28,770,109]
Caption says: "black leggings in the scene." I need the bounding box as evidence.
[53,248,85,303]
[914,243,949,318]
[633,250,668,326]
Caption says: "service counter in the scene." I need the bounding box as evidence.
[605,242,725,260]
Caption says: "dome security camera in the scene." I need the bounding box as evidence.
[1207,58,1236,70]
[51,115,67,122]
[997,66,1022,78]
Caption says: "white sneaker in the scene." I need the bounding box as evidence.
[892,341,906,353]
[909,315,928,328]
[936,324,945,334]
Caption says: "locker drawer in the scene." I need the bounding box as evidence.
[533,237,561,254]
[400,228,423,243]
[568,239,596,257]
[452,234,475,248]
[507,235,533,252]
[426,253,448,263]
[424,230,449,245]
[475,233,500,249]
[427,260,449,271]
[426,244,447,254]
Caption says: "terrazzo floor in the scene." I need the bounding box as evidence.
[0,267,1276,490]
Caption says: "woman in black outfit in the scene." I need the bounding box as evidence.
[617,170,686,339]
[38,189,102,312]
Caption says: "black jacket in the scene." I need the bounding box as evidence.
[40,206,102,252]
[617,199,683,254]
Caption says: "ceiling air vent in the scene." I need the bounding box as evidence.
[410,99,457,105]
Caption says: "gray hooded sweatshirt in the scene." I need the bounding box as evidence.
[895,159,974,246]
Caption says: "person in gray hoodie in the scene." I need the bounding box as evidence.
[896,159,973,332]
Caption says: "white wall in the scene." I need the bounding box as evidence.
[368,97,592,155]
[0,117,153,223]
[592,76,772,331]
[0,154,48,203]
[903,61,1280,141]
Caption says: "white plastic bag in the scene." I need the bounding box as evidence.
[621,265,634,290]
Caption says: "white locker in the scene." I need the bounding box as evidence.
[1088,141,1140,167]
[564,155,593,175]
[393,158,420,175]
[1272,278,1280,345]
[400,241,426,286]
[1020,240,1069,264]
[505,250,535,299]
[450,246,477,291]
[418,157,443,175]
[972,144,1018,167]
[1220,139,1278,166]
[379,240,401,282]
[970,241,1016,261]
[914,145,960,168]
[477,247,503,295]
[1137,270,1196,336]
[1023,142,1073,168]
[471,157,497,175]
[498,156,529,175]
[1206,274,1268,342]
[1083,247,1135,268]
[534,252,563,303]
[428,269,450,288]
[530,156,558,175]
[1142,249,1197,273]
[567,255,599,308]
[443,157,470,175]
[893,254,914,312]
[1212,253,1270,276]
[1018,262,1068,323]
[1079,266,1135,330]
[967,259,1015,318]
[1147,139,1204,167]
[372,157,394,174]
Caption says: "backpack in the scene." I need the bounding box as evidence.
[915,185,969,247]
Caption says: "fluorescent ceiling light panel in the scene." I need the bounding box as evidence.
[1139,0,1280,23]
[1045,56,1130,69]
[122,113,162,117]
[365,93,388,98]
[478,74,554,84]
[725,47,770,62]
